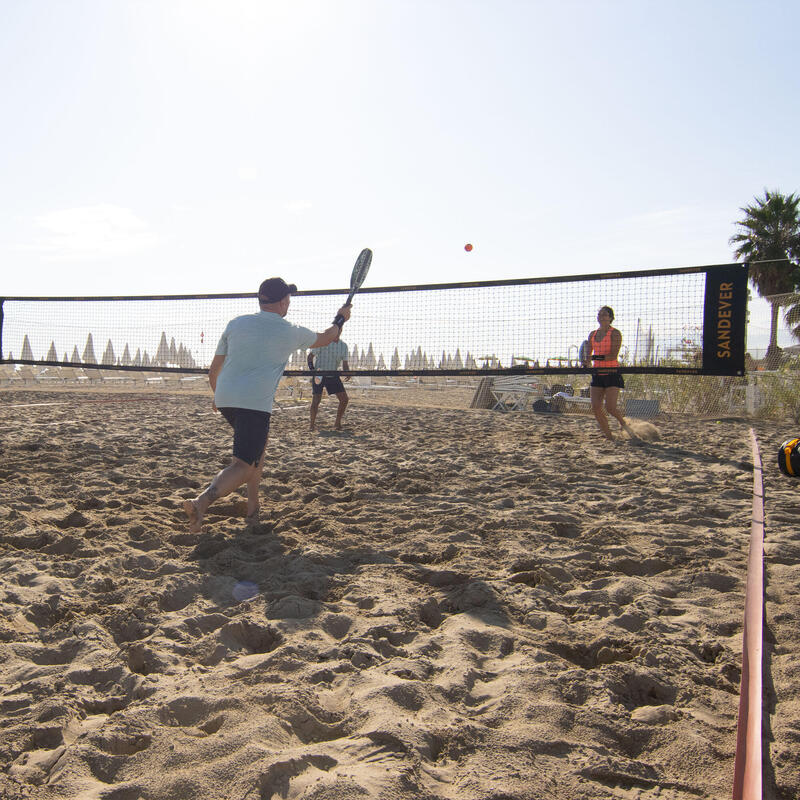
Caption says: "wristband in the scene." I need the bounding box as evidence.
[332,314,345,330]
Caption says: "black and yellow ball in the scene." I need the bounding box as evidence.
[778,438,800,477]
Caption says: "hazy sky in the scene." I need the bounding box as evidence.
[1,0,798,345]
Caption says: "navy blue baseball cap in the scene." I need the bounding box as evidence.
[258,277,297,303]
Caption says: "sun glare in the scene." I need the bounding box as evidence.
[172,0,318,46]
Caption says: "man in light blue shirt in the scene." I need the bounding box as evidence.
[183,277,351,533]
[307,338,350,431]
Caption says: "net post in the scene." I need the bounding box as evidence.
[0,297,4,362]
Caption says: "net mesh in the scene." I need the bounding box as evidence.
[1,265,735,375]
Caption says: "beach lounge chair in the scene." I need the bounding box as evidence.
[36,367,66,384]
[490,376,545,411]
[0,365,20,385]
[16,366,40,384]
[98,369,135,385]
[625,398,660,418]
[59,367,89,384]
[178,374,206,389]
[550,392,592,414]
[81,369,104,384]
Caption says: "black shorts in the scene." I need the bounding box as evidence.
[311,375,345,396]
[218,407,271,466]
[590,372,624,389]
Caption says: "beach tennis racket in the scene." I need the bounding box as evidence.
[345,247,372,305]
[333,247,372,328]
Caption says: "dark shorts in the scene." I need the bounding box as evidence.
[311,375,346,396]
[218,407,271,466]
[590,372,625,389]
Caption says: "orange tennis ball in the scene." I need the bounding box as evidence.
[464,243,473,252]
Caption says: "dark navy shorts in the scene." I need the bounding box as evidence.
[311,375,346,396]
[218,407,271,466]
[590,372,624,389]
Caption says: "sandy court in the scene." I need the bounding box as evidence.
[0,388,798,800]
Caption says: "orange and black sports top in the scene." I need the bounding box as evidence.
[589,327,619,368]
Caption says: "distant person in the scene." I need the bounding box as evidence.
[183,278,351,533]
[307,339,351,431]
[582,305,634,441]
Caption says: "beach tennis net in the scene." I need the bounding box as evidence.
[0,262,748,377]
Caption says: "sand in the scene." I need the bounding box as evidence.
[0,388,797,800]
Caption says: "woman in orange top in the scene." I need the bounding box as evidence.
[583,306,633,441]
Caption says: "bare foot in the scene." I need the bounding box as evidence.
[244,509,259,530]
[183,499,203,533]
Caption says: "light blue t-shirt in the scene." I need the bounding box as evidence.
[214,311,316,413]
[311,339,349,371]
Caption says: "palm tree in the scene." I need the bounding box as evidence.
[785,300,800,344]
[730,189,800,366]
